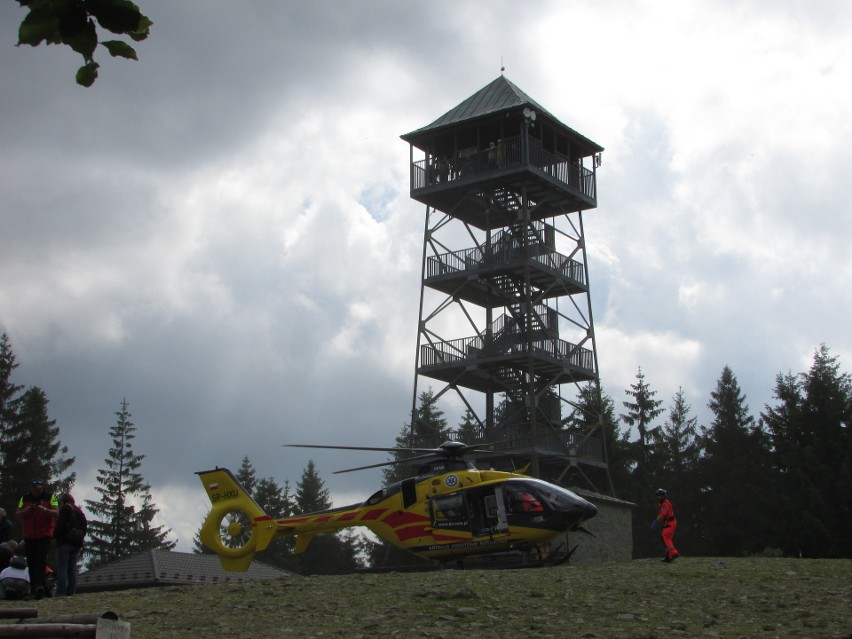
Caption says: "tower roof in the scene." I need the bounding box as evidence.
[401,75,603,152]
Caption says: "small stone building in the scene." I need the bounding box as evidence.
[76,550,293,593]
[564,488,635,564]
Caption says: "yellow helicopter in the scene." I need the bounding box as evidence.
[196,441,598,571]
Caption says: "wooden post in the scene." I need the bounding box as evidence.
[0,624,96,638]
[0,610,37,620]
[20,611,118,625]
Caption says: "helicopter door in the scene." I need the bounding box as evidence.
[467,487,509,537]
[492,487,509,533]
[401,478,417,509]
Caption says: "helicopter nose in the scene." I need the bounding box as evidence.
[566,493,596,521]
[581,499,598,521]
[551,489,598,529]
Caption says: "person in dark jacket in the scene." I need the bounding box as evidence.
[15,480,58,598]
[0,508,14,544]
[53,493,86,597]
[0,540,18,572]
[0,555,30,600]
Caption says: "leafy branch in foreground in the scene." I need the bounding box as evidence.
[15,0,152,87]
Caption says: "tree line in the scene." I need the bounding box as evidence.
[571,344,851,559]
[4,329,850,571]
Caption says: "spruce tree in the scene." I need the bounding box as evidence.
[294,460,332,513]
[255,476,292,517]
[621,367,664,451]
[657,388,700,554]
[0,333,25,506]
[2,387,76,513]
[697,367,772,556]
[85,399,175,568]
[383,389,449,485]
[192,527,213,554]
[762,345,852,557]
[286,460,362,574]
[0,334,23,437]
[235,455,257,497]
[566,381,631,496]
[456,408,480,444]
[660,388,700,485]
[409,389,451,448]
[620,367,664,558]
[252,474,296,568]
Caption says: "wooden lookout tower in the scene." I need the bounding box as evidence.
[401,76,610,492]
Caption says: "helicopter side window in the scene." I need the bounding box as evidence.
[365,489,385,505]
[364,483,401,506]
[504,484,545,514]
[430,494,468,529]
[484,494,498,518]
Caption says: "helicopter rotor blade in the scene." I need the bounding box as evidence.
[285,440,515,475]
[332,452,442,475]
[284,444,441,455]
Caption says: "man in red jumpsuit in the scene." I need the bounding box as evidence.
[652,488,679,562]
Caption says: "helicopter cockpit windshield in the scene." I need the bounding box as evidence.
[505,478,597,522]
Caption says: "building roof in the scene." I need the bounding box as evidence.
[571,486,636,508]
[401,75,603,153]
[76,550,294,592]
[403,75,550,135]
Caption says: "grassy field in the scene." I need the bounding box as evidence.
[2,557,850,638]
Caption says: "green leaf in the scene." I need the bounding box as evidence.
[128,14,152,42]
[57,5,87,38]
[84,0,142,33]
[61,16,97,61]
[75,61,99,87]
[101,39,137,60]
[17,7,60,46]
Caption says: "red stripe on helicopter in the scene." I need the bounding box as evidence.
[361,509,386,521]
[337,511,359,521]
[383,511,429,528]
[395,525,432,541]
[432,532,468,542]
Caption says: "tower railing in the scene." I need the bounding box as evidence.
[419,334,595,373]
[411,134,596,199]
[426,245,585,284]
[527,137,597,200]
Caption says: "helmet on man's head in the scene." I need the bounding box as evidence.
[655,488,667,497]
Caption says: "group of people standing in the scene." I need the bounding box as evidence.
[0,480,87,599]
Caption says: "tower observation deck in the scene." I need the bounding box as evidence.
[402,76,610,492]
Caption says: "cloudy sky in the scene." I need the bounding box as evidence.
[2,1,850,551]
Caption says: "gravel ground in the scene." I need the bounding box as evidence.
[2,557,850,638]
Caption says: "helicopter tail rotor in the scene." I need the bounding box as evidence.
[196,468,278,571]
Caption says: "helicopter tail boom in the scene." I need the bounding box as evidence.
[196,468,278,572]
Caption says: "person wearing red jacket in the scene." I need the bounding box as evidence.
[652,488,679,563]
[15,480,58,598]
